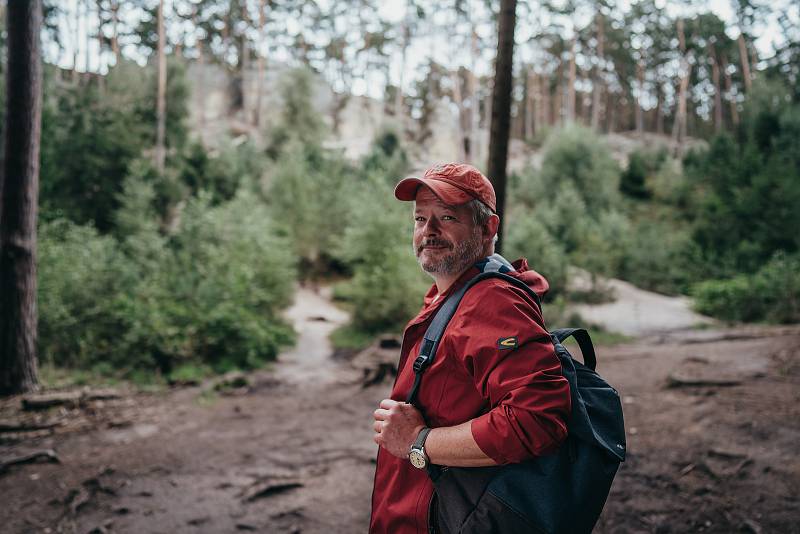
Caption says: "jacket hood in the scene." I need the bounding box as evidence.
[472,253,550,298]
[508,257,551,298]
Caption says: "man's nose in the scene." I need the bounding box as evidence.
[422,216,441,235]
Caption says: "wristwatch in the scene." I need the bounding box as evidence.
[408,427,432,469]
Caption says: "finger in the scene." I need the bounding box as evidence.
[373,420,384,433]
[379,399,398,410]
[373,408,391,421]
[373,434,382,445]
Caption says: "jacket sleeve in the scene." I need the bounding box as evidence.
[442,281,571,465]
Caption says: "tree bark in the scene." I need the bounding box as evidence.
[486,0,517,253]
[721,54,740,126]
[110,0,120,62]
[566,37,577,123]
[737,33,752,92]
[155,0,166,174]
[671,19,689,156]
[0,0,42,396]
[255,0,267,128]
[590,12,604,131]
[708,41,723,133]
[635,60,645,134]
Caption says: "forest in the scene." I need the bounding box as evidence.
[1,0,798,386]
[0,1,799,532]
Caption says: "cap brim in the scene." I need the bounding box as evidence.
[394,177,474,206]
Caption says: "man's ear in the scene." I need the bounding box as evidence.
[484,214,500,240]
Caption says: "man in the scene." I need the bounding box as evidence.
[369,163,571,534]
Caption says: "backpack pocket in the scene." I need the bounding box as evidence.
[430,465,547,534]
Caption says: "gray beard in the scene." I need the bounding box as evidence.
[415,231,483,277]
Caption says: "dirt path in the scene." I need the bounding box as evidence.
[1,290,799,533]
[568,271,715,336]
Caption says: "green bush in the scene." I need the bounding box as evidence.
[692,252,800,323]
[535,124,621,216]
[38,220,134,369]
[38,191,297,376]
[504,209,569,299]
[620,151,650,198]
[334,174,430,333]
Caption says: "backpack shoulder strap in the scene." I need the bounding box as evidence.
[550,328,597,371]
[406,271,542,407]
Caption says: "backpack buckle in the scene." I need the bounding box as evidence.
[413,354,429,372]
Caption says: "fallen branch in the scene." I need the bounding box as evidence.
[665,374,742,388]
[242,478,304,502]
[22,388,122,411]
[0,420,61,433]
[0,449,60,473]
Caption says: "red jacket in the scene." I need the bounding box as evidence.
[369,258,571,534]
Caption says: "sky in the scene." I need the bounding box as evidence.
[44,0,795,99]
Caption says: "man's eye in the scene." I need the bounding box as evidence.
[414,216,425,222]
[442,215,455,221]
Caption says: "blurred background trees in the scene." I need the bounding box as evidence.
[1,0,798,386]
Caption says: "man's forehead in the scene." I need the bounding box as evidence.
[414,187,461,209]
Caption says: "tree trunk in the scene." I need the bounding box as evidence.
[467,27,480,163]
[721,54,740,126]
[451,67,467,161]
[671,19,689,156]
[525,69,535,138]
[553,64,562,125]
[155,0,166,174]
[708,41,723,133]
[0,0,42,396]
[486,0,517,253]
[635,60,645,134]
[111,1,120,62]
[255,0,267,128]
[737,33,752,92]
[655,83,664,134]
[590,12,604,131]
[566,37,577,123]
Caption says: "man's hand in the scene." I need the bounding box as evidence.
[373,399,426,459]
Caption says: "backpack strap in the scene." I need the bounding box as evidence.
[406,271,542,407]
[550,328,597,371]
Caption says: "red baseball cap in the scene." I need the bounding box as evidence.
[394,163,497,212]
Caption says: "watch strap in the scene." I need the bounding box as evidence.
[412,427,432,451]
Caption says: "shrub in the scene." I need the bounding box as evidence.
[692,252,800,323]
[535,124,621,216]
[38,220,134,369]
[504,209,569,299]
[334,175,430,333]
[38,191,297,376]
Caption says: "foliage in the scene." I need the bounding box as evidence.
[39,59,189,231]
[620,149,667,199]
[510,126,628,297]
[692,252,800,324]
[684,80,800,278]
[37,190,296,377]
[535,124,621,216]
[334,172,430,334]
[266,67,327,158]
[504,208,568,300]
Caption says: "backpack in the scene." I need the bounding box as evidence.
[406,271,626,534]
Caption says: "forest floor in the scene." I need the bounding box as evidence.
[1,285,799,534]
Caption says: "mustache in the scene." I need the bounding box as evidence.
[417,238,453,253]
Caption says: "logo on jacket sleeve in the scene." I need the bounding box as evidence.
[497,336,518,349]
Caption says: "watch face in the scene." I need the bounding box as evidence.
[409,450,427,469]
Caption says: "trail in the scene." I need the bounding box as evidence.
[1,287,798,534]
[568,271,715,336]
[274,285,351,385]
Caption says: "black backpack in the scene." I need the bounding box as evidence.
[406,271,626,534]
